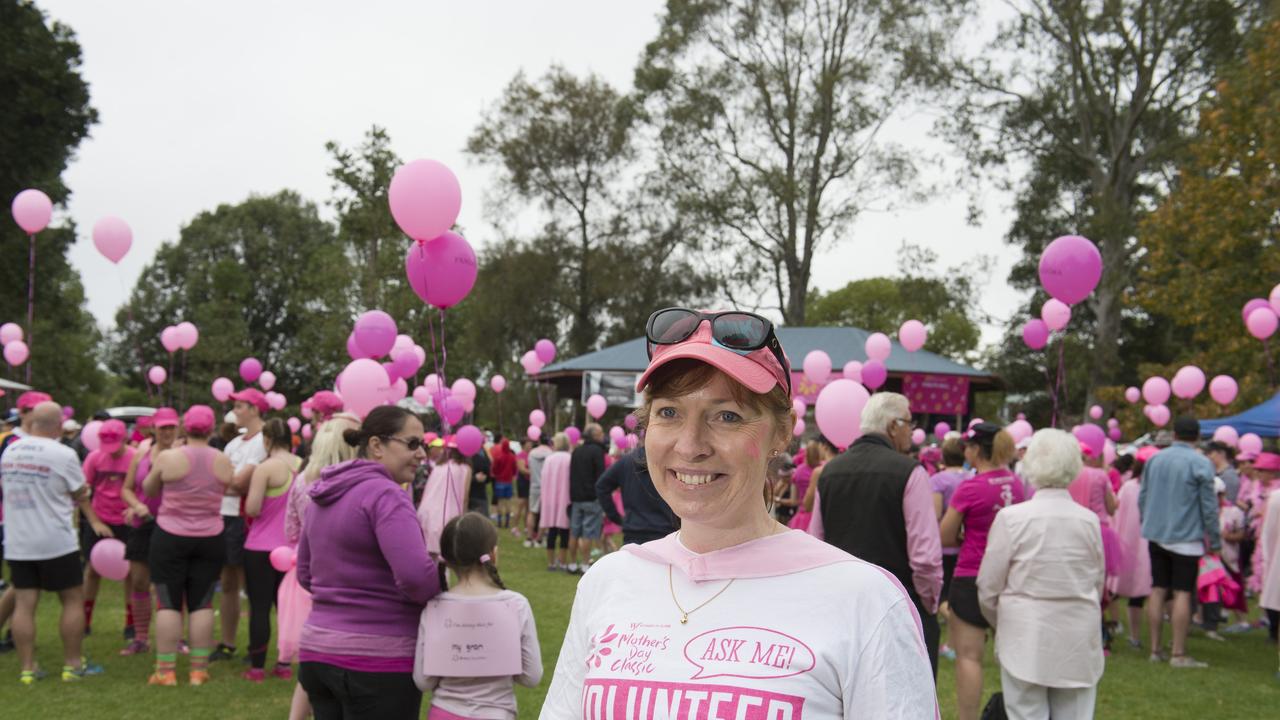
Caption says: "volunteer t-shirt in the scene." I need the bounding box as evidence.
[949,468,1025,577]
[221,431,266,516]
[540,531,937,719]
[1,436,87,560]
[83,447,137,526]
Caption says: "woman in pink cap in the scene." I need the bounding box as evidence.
[541,308,937,718]
[80,418,136,638]
[119,407,181,655]
[143,405,234,686]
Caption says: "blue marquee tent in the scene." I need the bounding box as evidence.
[1199,391,1280,438]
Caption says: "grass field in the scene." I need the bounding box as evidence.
[3,530,1279,718]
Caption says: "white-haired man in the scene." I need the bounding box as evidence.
[808,392,943,675]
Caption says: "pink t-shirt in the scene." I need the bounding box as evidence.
[83,447,137,526]
[950,468,1025,577]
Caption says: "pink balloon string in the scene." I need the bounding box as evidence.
[26,233,35,385]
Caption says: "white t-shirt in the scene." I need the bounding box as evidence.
[540,530,938,719]
[1,436,87,561]
[221,431,266,516]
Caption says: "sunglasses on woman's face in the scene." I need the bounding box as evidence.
[645,308,791,394]
[383,435,425,452]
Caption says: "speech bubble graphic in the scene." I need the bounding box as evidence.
[683,626,816,681]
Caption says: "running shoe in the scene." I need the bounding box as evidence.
[522,540,534,549]
[119,640,150,656]
[272,664,293,680]
[62,663,103,682]
[1223,621,1254,634]
[77,658,104,676]
[148,670,178,686]
[19,669,46,686]
[188,670,210,687]
[242,668,266,683]
[209,643,235,662]
[1170,655,1209,668]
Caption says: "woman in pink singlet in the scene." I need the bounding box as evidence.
[143,405,234,686]
[794,436,838,531]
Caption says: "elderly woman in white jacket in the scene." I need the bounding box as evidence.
[977,429,1105,720]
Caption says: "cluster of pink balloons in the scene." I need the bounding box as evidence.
[160,322,199,353]
[1242,289,1280,340]
[1022,235,1103,350]
[520,339,557,375]
[388,160,477,311]
[1,322,28,366]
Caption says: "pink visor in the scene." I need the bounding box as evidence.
[636,319,790,395]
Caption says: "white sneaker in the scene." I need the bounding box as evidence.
[566,563,578,573]
[522,540,533,549]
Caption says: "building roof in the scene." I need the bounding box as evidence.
[541,326,996,380]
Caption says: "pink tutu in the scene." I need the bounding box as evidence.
[276,566,312,663]
[1100,524,1123,577]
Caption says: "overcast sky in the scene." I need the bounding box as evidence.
[41,0,1024,347]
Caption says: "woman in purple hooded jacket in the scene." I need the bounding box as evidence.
[297,406,441,719]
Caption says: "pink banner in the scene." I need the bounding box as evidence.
[902,373,969,415]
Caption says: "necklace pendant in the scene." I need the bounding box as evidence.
[680,614,688,625]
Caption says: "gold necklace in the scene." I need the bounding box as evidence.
[668,565,735,625]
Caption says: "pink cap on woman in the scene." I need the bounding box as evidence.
[636,318,789,394]
[184,405,216,434]
[152,407,180,428]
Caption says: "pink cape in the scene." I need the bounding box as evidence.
[538,451,571,530]
[1108,479,1151,598]
[417,462,469,555]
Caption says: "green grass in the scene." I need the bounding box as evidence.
[4,532,1279,718]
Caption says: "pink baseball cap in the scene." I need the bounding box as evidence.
[229,388,269,414]
[17,391,52,410]
[152,407,180,428]
[635,316,790,395]
[310,390,344,417]
[1253,452,1280,472]
[135,415,154,429]
[98,419,127,453]
[183,405,216,434]
[1135,445,1160,462]
[1237,451,1259,462]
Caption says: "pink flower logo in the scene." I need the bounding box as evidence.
[586,624,619,668]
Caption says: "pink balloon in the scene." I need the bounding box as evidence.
[301,424,313,440]
[175,321,199,350]
[1240,433,1263,455]
[440,397,465,425]
[0,323,23,345]
[792,418,806,437]
[412,385,431,405]
[586,394,607,419]
[1088,405,1103,420]
[609,426,625,444]
[456,425,485,456]
[259,371,277,392]
[864,333,891,362]
[346,332,374,361]
[527,425,542,442]
[451,378,477,403]
[341,358,391,419]
[1271,284,1280,316]
[934,422,950,439]
[1148,404,1171,427]
[92,216,132,264]
[490,375,506,393]
[11,189,52,234]
[211,377,234,402]
[1022,319,1050,351]
[388,159,462,242]
[269,546,296,573]
[148,366,167,385]
[393,334,414,352]
[791,398,806,417]
[530,409,547,428]
[81,420,102,451]
[413,345,427,366]
[160,326,180,353]
[624,414,638,430]
[404,231,478,309]
[1073,424,1106,457]
[1107,418,1120,428]
[1209,375,1238,405]
[815,379,870,447]
[911,428,926,445]
[1142,377,1171,406]
[1247,307,1278,340]
[287,417,301,433]
[423,373,442,396]
[1038,235,1102,305]
[1006,419,1032,443]
[89,538,129,581]
[1243,298,1271,324]
[802,350,832,384]
[1212,425,1239,447]
[1171,366,1205,400]
[565,426,582,445]
[386,379,407,404]
[842,360,862,382]
[626,432,639,449]
[1108,427,1122,442]
[239,357,263,383]
[4,340,29,366]
[899,320,927,352]
[1040,299,1072,331]
[860,359,887,390]
[389,346,422,379]
[535,339,557,364]
[520,350,544,375]
[1124,386,1141,404]
[354,310,397,358]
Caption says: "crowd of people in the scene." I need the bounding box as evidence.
[1,305,1279,719]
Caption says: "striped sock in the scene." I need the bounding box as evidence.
[155,652,176,675]
[190,648,210,673]
[131,592,152,644]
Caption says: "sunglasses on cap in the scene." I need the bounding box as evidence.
[645,308,791,394]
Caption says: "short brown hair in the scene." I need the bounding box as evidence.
[941,437,965,466]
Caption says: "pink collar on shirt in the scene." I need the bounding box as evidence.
[622,529,855,582]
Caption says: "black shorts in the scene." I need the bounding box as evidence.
[948,576,989,630]
[222,515,246,567]
[150,526,225,611]
[80,520,132,561]
[126,520,156,562]
[9,551,83,592]
[941,554,958,605]
[517,476,530,499]
[1149,543,1198,593]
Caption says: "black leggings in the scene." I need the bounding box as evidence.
[1268,609,1279,643]
[545,527,570,550]
[243,549,284,669]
